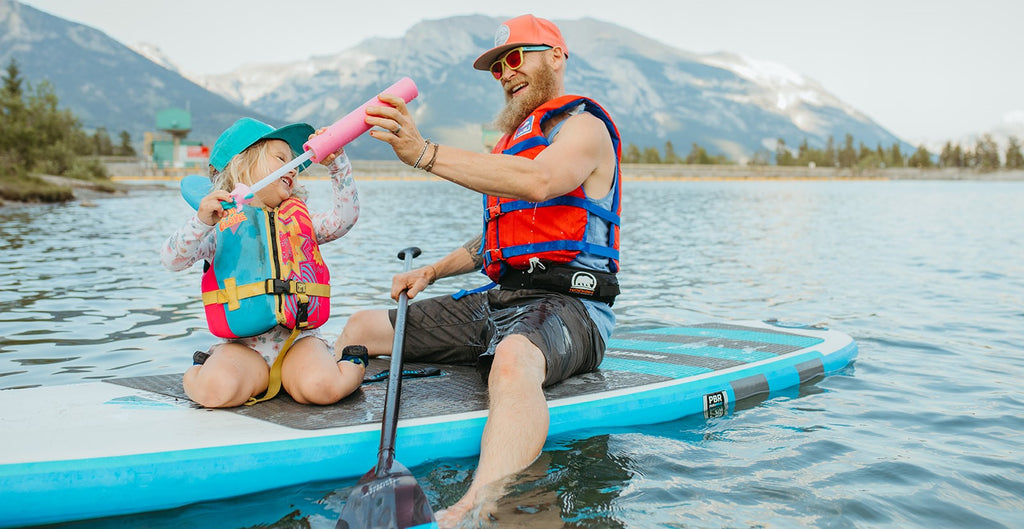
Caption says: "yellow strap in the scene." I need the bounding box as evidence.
[244,326,301,406]
[202,281,330,309]
[290,282,330,297]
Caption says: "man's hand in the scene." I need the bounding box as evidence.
[390,265,437,301]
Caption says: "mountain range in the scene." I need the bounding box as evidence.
[0,0,276,144]
[2,0,909,161]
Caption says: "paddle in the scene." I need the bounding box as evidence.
[337,246,437,529]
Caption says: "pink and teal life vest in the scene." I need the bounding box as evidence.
[200,197,330,338]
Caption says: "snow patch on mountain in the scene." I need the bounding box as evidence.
[130,42,184,75]
[703,52,869,136]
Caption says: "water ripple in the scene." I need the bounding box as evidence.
[3,179,1023,528]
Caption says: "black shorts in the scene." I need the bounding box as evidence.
[388,288,605,387]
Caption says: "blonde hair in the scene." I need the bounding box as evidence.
[209,140,307,202]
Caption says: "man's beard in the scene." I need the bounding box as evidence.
[492,66,558,135]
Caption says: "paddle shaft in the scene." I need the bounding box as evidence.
[375,246,421,477]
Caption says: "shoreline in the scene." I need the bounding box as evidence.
[105,160,1024,182]
[103,159,1024,182]
[3,162,1022,208]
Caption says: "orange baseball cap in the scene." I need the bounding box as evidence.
[473,14,568,71]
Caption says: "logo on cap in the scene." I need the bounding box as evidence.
[495,24,511,46]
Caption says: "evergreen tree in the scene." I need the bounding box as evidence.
[838,134,857,168]
[685,142,710,165]
[857,142,873,163]
[890,143,904,167]
[641,146,661,164]
[663,141,681,164]
[974,134,1000,171]
[2,58,23,99]
[1005,136,1023,170]
[775,138,795,166]
[824,136,836,167]
[797,138,810,165]
[939,142,954,167]
[1,59,30,176]
[963,144,976,168]
[0,59,104,181]
[118,130,137,156]
[748,149,772,166]
[93,127,114,156]
[907,145,933,168]
[623,143,641,164]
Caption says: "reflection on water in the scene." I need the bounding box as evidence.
[2,179,1022,528]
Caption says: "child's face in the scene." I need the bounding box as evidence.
[252,139,296,208]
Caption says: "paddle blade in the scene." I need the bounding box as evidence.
[337,461,437,529]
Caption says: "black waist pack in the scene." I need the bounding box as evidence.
[498,264,619,305]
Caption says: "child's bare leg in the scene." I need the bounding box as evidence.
[182,343,269,408]
[282,337,365,405]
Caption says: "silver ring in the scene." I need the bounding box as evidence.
[393,124,402,135]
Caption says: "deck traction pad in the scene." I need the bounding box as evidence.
[106,324,812,430]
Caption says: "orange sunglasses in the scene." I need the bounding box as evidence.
[489,46,553,79]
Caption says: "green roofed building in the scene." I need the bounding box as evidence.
[148,108,209,169]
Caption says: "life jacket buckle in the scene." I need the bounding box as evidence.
[484,248,503,262]
[266,278,288,294]
[485,203,505,219]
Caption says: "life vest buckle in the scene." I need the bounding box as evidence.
[266,278,288,294]
[485,203,505,219]
[484,248,504,262]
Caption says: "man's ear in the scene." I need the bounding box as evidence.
[549,46,567,70]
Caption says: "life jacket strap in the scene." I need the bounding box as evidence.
[245,325,301,406]
[201,280,330,309]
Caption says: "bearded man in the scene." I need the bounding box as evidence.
[336,14,622,526]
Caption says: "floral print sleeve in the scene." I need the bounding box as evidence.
[312,152,359,244]
[160,215,216,272]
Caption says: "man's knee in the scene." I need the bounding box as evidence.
[336,309,393,354]
[340,309,377,337]
[488,336,546,386]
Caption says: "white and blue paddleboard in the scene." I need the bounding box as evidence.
[0,320,856,527]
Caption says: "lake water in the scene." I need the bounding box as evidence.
[1,178,1022,528]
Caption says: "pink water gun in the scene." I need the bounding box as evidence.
[225,77,418,207]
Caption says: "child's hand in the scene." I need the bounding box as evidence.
[197,190,234,226]
[310,127,345,165]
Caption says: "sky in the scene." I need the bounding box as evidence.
[19,0,1024,145]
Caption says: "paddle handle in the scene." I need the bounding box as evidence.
[376,246,422,477]
[304,77,418,163]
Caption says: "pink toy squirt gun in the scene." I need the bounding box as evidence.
[222,77,419,209]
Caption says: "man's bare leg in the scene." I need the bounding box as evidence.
[436,334,549,527]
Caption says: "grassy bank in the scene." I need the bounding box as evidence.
[0,172,119,205]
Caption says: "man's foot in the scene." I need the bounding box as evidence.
[434,500,475,529]
[434,492,504,529]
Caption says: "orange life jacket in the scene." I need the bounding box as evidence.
[482,95,622,282]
